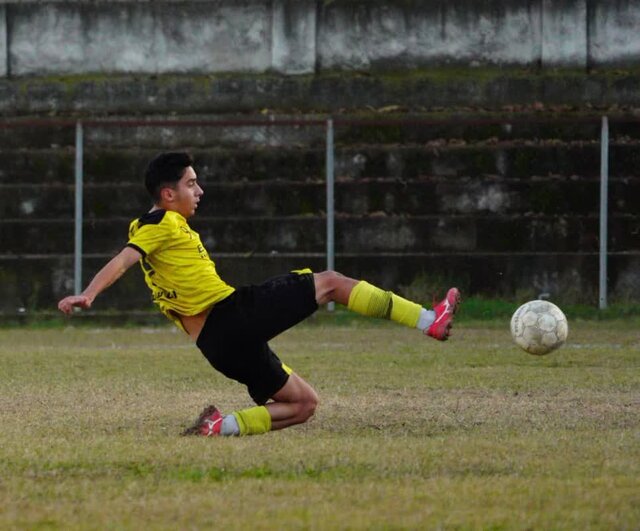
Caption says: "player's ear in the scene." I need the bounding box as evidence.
[159,185,176,204]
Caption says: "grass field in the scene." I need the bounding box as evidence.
[1,317,639,529]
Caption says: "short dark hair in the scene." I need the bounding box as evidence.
[144,152,194,201]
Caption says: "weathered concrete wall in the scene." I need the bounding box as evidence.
[542,0,587,68]
[590,0,640,67]
[1,1,640,314]
[3,0,640,77]
[9,2,273,75]
[317,0,543,69]
[272,0,317,75]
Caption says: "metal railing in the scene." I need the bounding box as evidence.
[599,117,609,310]
[0,114,633,309]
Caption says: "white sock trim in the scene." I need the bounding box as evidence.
[416,308,436,331]
[221,414,240,436]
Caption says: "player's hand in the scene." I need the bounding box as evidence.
[57,295,93,315]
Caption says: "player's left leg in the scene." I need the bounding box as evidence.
[313,270,461,341]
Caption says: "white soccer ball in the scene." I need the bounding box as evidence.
[510,300,568,355]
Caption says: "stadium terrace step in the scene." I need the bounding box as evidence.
[2,71,640,115]
[3,176,640,219]
[2,113,640,150]
[2,142,640,186]
[3,215,637,255]
[2,112,640,309]
[1,252,637,313]
[4,114,640,149]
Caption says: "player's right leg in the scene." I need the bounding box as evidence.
[215,364,318,434]
[183,371,317,436]
[313,270,461,341]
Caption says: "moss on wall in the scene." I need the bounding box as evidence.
[3,68,640,117]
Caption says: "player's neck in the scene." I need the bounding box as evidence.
[150,204,190,221]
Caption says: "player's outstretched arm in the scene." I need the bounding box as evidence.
[57,246,142,315]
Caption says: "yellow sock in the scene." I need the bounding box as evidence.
[233,406,272,436]
[347,280,422,328]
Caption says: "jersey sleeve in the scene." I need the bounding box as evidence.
[127,213,172,257]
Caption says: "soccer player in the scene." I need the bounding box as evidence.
[57,152,461,437]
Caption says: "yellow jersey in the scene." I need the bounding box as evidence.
[127,209,235,331]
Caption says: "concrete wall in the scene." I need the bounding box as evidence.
[2,0,640,77]
[590,0,640,67]
[2,119,640,313]
[542,0,587,68]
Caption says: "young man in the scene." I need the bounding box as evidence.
[58,152,461,437]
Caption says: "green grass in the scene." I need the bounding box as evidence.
[3,295,640,335]
[1,321,639,529]
[5,297,640,329]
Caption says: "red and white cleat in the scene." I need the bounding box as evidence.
[425,287,461,341]
[182,405,223,436]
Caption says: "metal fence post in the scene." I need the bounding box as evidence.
[326,118,335,311]
[599,116,609,310]
[74,121,84,296]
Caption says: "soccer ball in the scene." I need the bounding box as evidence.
[510,300,568,355]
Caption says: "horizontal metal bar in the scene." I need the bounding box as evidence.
[3,251,640,261]
[2,114,640,130]
[3,212,638,223]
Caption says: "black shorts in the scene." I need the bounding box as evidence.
[196,271,318,405]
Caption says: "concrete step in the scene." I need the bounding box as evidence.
[1,252,637,312]
[3,115,638,149]
[3,176,639,219]
[3,214,636,255]
[2,112,638,309]
[2,142,640,186]
[2,71,640,115]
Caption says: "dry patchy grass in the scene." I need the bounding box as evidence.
[0,321,639,529]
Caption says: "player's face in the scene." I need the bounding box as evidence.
[171,166,203,218]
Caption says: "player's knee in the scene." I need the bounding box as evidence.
[298,401,317,423]
[317,270,344,290]
[306,393,319,419]
[297,391,319,423]
[315,270,356,305]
